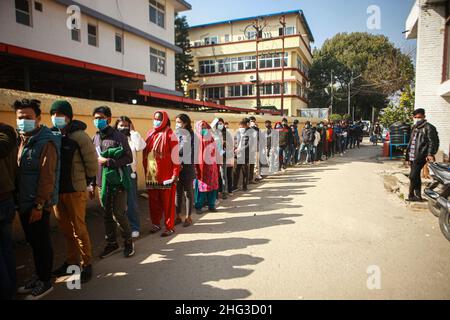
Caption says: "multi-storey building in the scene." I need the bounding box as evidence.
[406,0,450,158]
[187,10,314,116]
[0,0,191,101]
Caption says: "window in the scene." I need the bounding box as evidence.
[34,2,43,11]
[15,0,31,26]
[71,28,80,42]
[204,36,218,45]
[149,0,165,28]
[115,33,123,53]
[224,34,230,43]
[297,56,309,77]
[260,83,287,95]
[247,31,257,40]
[188,89,197,99]
[204,87,225,100]
[445,1,450,80]
[88,23,98,46]
[150,47,166,74]
[259,53,288,69]
[228,84,253,97]
[193,41,202,47]
[199,60,216,75]
[279,26,296,36]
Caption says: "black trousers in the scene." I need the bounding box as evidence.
[234,164,249,190]
[226,166,234,193]
[409,159,427,198]
[249,164,255,182]
[176,178,194,217]
[19,209,53,283]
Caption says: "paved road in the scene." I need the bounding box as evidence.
[49,143,450,300]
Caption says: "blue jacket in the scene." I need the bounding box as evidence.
[18,126,61,213]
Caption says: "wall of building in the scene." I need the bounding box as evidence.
[0,0,177,91]
[0,89,321,189]
[415,1,450,158]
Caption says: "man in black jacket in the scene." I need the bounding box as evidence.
[406,108,440,202]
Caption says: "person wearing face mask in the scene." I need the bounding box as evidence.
[233,119,251,191]
[298,121,314,164]
[406,108,440,202]
[91,106,135,258]
[194,121,219,213]
[143,111,180,237]
[0,122,18,300]
[14,99,61,300]
[174,114,196,227]
[211,118,231,200]
[114,116,146,239]
[49,100,97,284]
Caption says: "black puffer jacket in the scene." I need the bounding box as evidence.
[406,120,439,162]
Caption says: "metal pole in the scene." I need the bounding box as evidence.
[255,19,261,109]
[330,69,334,115]
[280,15,286,116]
[348,71,352,116]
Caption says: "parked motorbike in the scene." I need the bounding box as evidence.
[424,162,450,242]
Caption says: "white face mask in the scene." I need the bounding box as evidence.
[413,118,423,126]
[239,128,246,133]
[175,123,182,129]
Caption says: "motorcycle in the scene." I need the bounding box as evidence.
[424,162,450,242]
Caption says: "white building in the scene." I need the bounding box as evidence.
[0,0,191,100]
[406,0,450,159]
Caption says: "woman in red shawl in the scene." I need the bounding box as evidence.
[143,111,180,237]
[194,120,219,214]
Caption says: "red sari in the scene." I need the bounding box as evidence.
[143,111,180,232]
[195,121,219,192]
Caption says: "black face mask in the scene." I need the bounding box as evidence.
[118,127,130,136]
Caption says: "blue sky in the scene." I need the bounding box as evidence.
[183,0,416,54]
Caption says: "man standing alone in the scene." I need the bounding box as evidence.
[406,108,439,202]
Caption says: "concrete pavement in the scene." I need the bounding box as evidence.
[48,143,450,300]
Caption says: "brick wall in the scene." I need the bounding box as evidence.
[415,0,450,159]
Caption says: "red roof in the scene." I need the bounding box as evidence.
[138,89,281,115]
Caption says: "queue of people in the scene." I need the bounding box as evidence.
[0,98,366,300]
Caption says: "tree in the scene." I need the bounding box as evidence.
[309,33,414,119]
[379,85,415,128]
[329,114,342,122]
[175,15,196,94]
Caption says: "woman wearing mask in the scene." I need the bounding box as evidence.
[212,118,230,200]
[143,111,180,237]
[114,117,146,238]
[174,114,195,227]
[195,121,219,214]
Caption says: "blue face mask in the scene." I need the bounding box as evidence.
[154,120,162,128]
[201,128,208,136]
[217,124,224,131]
[94,119,108,130]
[17,119,36,133]
[52,116,67,129]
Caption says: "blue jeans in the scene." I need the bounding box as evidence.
[298,143,312,163]
[0,197,16,300]
[126,174,140,233]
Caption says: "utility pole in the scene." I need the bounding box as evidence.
[330,69,334,115]
[280,15,286,116]
[253,18,262,109]
[348,70,353,117]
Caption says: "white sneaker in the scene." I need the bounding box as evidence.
[131,231,140,238]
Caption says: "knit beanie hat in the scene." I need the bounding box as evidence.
[50,100,73,119]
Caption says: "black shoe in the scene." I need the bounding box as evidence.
[100,242,120,259]
[209,207,218,212]
[81,265,93,283]
[406,196,423,202]
[123,239,135,258]
[243,187,248,191]
[52,262,71,278]
[196,208,203,215]
[25,281,53,300]
[17,275,39,294]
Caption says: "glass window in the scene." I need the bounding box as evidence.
[224,34,230,42]
[88,24,98,47]
[71,28,80,42]
[150,47,166,74]
[115,33,123,53]
[189,89,197,99]
[15,0,31,26]
[205,87,225,100]
[149,0,165,28]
